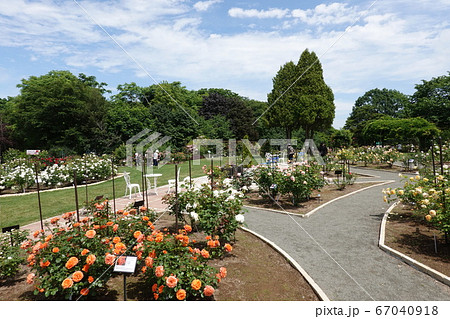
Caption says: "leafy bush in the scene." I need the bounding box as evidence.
[0,229,29,279]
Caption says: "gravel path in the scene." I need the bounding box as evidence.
[244,168,450,301]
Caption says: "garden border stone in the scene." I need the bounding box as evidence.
[240,226,330,301]
[379,202,450,287]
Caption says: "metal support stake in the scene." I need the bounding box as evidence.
[34,163,44,231]
[74,170,80,222]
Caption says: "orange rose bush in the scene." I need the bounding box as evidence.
[22,199,157,299]
[138,227,230,300]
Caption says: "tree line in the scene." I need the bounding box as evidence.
[0,48,448,158]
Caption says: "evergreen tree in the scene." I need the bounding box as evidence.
[266,49,335,139]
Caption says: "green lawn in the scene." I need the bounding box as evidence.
[0,159,214,229]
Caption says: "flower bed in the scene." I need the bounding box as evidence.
[0,154,115,193]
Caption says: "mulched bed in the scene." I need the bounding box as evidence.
[385,203,450,277]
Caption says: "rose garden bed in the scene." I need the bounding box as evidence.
[384,203,450,277]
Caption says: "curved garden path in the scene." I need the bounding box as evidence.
[244,168,450,301]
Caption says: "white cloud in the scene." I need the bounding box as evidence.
[193,0,222,12]
[1,1,449,128]
[228,7,290,19]
[292,3,359,25]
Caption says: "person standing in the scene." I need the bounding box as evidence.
[318,143,328,157]
[287,144,295,163]
[153,150,159,167]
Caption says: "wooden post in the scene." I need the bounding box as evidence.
[34,163,44,231]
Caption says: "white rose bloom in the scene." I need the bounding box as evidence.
[235,214,245,223]
[190,212,199,221]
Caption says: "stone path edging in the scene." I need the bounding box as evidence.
[243,180,395,219]
[379,202,450,287]
[240,226,330,301]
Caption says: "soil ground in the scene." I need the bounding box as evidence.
[0,213,320,301]
[244,182,381,214]
[384,203,450,277]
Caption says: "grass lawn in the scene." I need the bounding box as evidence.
[0,158,215,228]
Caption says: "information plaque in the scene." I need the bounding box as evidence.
[113,256,137,274]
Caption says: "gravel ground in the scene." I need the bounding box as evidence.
[244,168,450,301]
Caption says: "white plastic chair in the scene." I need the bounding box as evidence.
[123,172,141,199]
[167,167,181,193]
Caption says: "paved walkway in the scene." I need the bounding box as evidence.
[244,168,450,301]
[21,176,209,235]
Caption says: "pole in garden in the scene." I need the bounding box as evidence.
[431,139,437,185]
[84,155,88,205]
[438,137,444,175]
[141,153,146,207]
[73,170,80,223]
[144,155,148,208]
[189,152,192,188]
[210,157,214,191]
[111,158,116,216]
[175,163,179,230]
[34,163,44,231]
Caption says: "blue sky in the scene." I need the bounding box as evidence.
[0,0,449,129]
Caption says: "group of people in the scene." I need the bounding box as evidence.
[286,143,328,163]
[134,150,162,167]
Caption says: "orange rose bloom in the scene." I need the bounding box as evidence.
[220,267,227,278]
[142,216,149,221]
[72,271,84,283]
[65,257,79,269]
[166,275,178,288]
[80,288,89,296]
[40,260,50,267]
[224,243,232,252]
[27,273,35,284]
[73,222,80,228]
[33,230,40,238]
[105,254,116,265]
[184,225,192,233]
[133,231,142,239]
[145,256,153,268]
[88,276,94,283]
[141,266,147,273]
[86,254,96,265]
[153,293,159,300]
[191,279,202,291]
[200,249,210,259]
[45,234,53,242]
[176,289,186,301]
[85,230,96,239]
[155,265,164,278]
[106,221,114,226]
[81,249,90,256]
[152,283,158,293]
[113,224,119,232]
[204,285,215,297]
[62,278,74,289]
[50,217,60,224]
[113,236,121,244]
[52,247,60,253]
[82,264,90,272]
